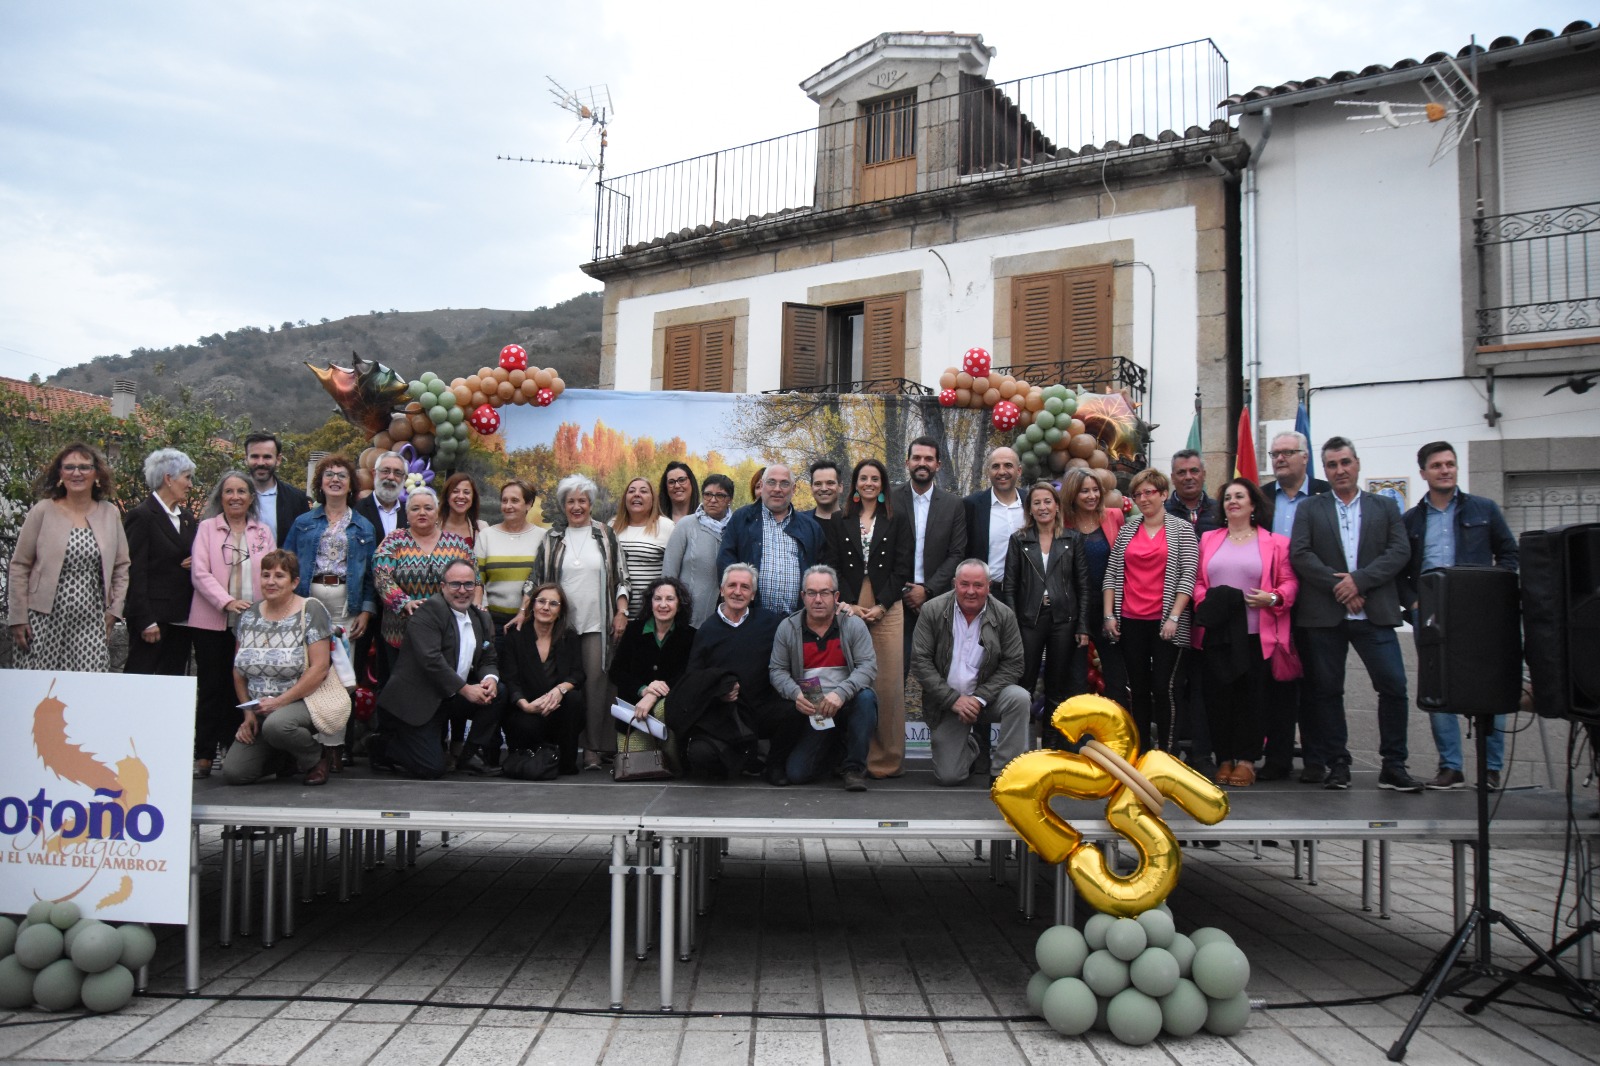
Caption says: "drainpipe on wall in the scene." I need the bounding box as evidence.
[1242,107,1273,457]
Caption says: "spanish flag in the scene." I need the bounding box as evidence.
[1234,408,1259,484]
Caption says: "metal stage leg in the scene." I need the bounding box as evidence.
[1018,848,1036,919]
[407,830,419,866]
[219,826,236,947]
[136,964,148,992]
[1306,840,1318,886]
[1053,863,1072,927]
[338,829,352,903]
[239,831,255,938]
[677,838,695,961]
[1291,839,1302,881]
[697,838,713,916]
[315,829,328,896]
[609,834,626,1010]
[1379,840,1391,920]
[441,831,451,847]
[990,840,1006,883]
[186,825,201,992]
[635,833,652,961]
[1253,839,1262,860]
[395,830,407,868]
[352,831,365,896]
[262,831,277,948]
[301,828,316,903]
[974,840,983,860]
[660,834,676,1011]
[281,830,295,939]
[1453,842,1468,928]
[376,830,386,866]
[1362,841,1373,913]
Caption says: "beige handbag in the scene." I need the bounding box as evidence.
[299,603,352,735]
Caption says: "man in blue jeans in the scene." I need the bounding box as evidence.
[1289,437,1424,792]
[768,565,879,791]
[1400,441,1519,791]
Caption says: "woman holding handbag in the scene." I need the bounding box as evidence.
[501,582,586,776]
[610,576,696,778]
[1190,477,1297,787]
[225,550,348,786]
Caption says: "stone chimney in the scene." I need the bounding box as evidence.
[111,380,137,420]
[307,451,328,496]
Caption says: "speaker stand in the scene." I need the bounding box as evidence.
[1388,714,1600,1061]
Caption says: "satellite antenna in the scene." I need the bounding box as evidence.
[1334,53,1480,165]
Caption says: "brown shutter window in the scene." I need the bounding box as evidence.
[781,303,825,389]
[861,293,907,385]
[1009,265,1112,375]
[662,319,735,392]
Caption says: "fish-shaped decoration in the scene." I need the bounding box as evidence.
[307,352,410,436]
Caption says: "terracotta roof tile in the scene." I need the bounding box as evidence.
[0,376,129,420]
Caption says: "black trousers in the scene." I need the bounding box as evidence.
[1019,604,1082,745]
[503,689,584,771]
[123,621,194,677]
[1202,635,1267,763]
[191,627,239,761]
[1118,617,1187,753]
[376,695,482,780]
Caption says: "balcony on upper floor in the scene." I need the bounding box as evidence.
[1475,200,1600,348]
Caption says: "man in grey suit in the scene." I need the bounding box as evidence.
[371,560,499,779]
[1290,436,1422,792]
[893,437,967,676]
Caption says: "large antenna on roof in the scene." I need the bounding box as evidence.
[1333,54,1480,165]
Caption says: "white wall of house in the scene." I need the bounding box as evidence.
[1248,93,1599,503]
[610,204,1205,465]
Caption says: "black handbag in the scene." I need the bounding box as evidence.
[502,745,560,781]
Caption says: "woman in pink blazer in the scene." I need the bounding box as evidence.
[188,471,276,777]
[1191,477,1297,787]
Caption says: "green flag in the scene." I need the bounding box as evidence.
[1186,409,1201,452]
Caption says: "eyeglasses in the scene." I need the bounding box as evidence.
[533,597,562,608]
[222,544,252,564]
[801,588,837,598]
[61,464,95,474]
[442,580,476,591]
[1268,449,1304,459]
[323,471,349,480]
[701,490,730,500]
[665,476,691,486]
[1132,488,1163,499]
[764,481,794,490]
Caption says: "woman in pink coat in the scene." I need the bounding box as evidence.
[188,470,276,777]
[1191,477,1297,787]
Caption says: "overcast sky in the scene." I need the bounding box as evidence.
[0,0,1577,382]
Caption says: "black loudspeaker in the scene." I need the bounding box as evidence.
[1520,522,1600,724]
[1416,565,1522,716]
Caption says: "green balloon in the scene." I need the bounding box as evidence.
[71,922,124,974]
[1168,932,1197,977]
[421,371,441,387]
[81,964,135,1013]
[1035,925,1089,980]
[15,922,64,969]
[1081,948,1130,998]
[1041,977,1097,1036]
[27,900,54,924]
[1084,912,1116,951]
[63,918,104,955]
[428,405,449,425]
[1189,926,1235,950]
[1060,397,1078,417]
[438,390,457,409]
[1025,970,1051,1016]
[1130,946,1180,998]
[1106,988,1163,1046]
[1204,990,1251,1036]
[418,390,438,409]
[1032,441,1052,460]
[117,924,158,970]
[1024,423,1044,444]
[0,914,16,957]
[1136,908,1175,949]
[1159,978,1208,1037]
[1034,409,1056,431]
[1014,434,1030,453]
[406,380,427,399]
[0,956,37,1009]
[49,901,82,930]
[33,958,83,1012]
[1043,427,1063,446]
[447,407,465,426]
[1043,396,1064,415]
[1105,918,1148,962]
[1192,942,1250,999]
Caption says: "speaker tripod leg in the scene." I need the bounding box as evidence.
[1389,909,1485,1060]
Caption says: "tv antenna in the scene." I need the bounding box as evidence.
[497,78,612,184]
[1334,53,1479,165]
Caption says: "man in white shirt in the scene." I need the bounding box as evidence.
[961,447,1024,593]
[891,437,966,677]
[244,432,308,547]
[357,452,410,539]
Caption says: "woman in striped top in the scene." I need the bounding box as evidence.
[613,477,674,618]
[476,478,546,627]
[1103,467,1198,755]
[371,488,474,651]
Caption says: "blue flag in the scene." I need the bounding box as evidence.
[1295,402,1314,478]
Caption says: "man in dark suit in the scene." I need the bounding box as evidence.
[962,446,1024,594]
[1290,436,1421,793]
[371,560,499,779]
[892,437,966,676]
[244,432,309,547]
[354,451,409,689]
[123,450,199,676]
[1257,430,1331,779]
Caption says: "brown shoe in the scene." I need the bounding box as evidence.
[326,744,344,773]
[1230,761,1256,787]
[1216,760,1237,785]
[304,755,331,786]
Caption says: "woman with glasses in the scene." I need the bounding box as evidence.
[285,454,377,645]
[663,473,734,628]
[821,458,913,778]
[502,582,587,774]
[658,461,699,522]
[189,471,276,777]
[1103,468,1198,753]
[8,443,130,674]
[614,477,674,618]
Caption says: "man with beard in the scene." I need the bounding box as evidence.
[245,432,309,547]
[892,437,966,676]
[357,451,410,539]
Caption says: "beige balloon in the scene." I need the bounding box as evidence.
[1068,433,1098,459]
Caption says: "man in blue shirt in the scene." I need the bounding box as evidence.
[718,464,824,616]
[1400,441,1519,791]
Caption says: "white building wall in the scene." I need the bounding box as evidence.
[611,205,1203,466]
[1249,95,1599,502]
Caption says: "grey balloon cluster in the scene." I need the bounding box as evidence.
[1025,904,1251,1045]
[0,902,155,1014]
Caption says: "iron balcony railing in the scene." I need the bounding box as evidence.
[1475,201,1600,345]
[594,39,1230,261]
[763,356,1146,405]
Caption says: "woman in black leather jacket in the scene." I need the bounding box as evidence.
[1002,481,1091,745]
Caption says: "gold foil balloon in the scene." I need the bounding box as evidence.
[991,695,1229,917]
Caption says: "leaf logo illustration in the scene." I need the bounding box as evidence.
[97,875,134,910]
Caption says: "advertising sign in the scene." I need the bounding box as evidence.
[1,669,195,924]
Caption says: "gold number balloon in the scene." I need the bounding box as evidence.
[991,695,1229,917]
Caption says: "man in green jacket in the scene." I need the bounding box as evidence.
[911,558,1030,785]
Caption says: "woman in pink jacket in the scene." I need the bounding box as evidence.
[189,470,276,778]
[1191,477,1297,787]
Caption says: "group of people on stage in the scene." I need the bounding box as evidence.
[7,426,1513,794]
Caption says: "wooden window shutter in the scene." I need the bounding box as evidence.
[780,303,825,388]
[1012,273,1063,363]
[698,320,733,391]
[662,325,698,391]
[662,319,734,392]
[1010,265,1111,367]
[1063,265,1112,364]
[862,293,906,384]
